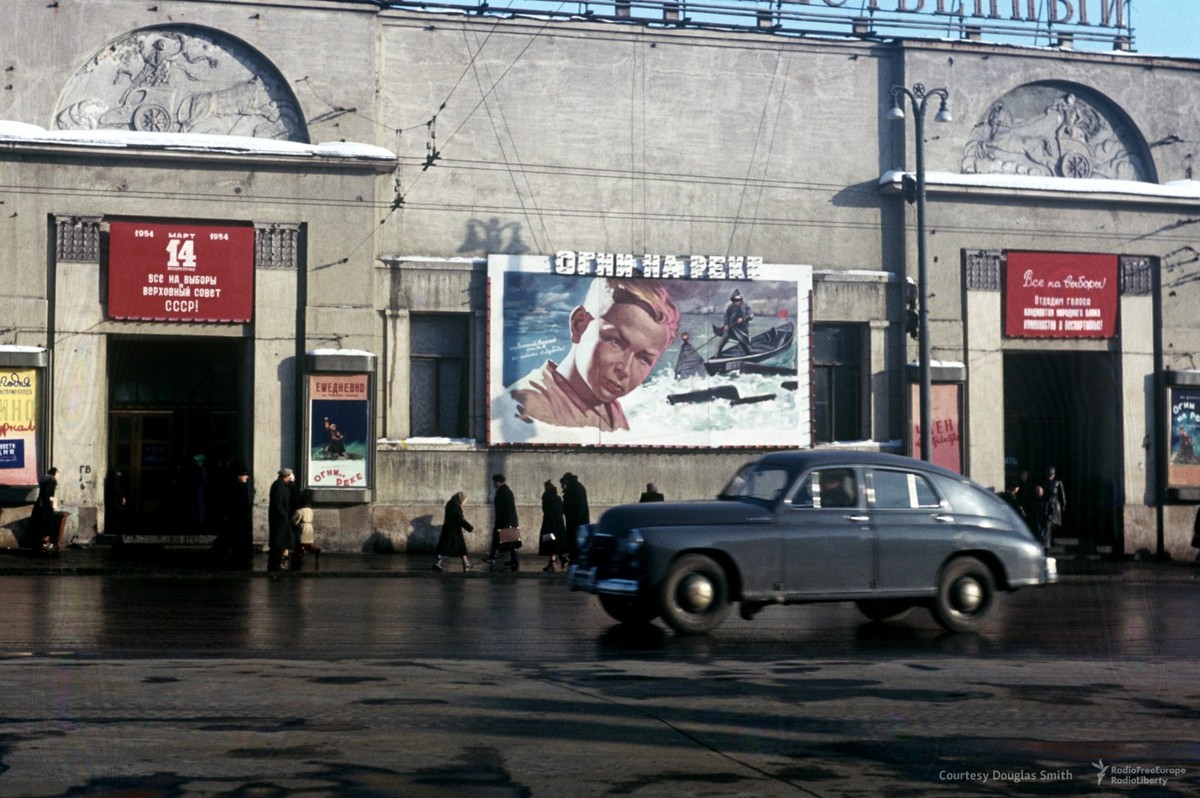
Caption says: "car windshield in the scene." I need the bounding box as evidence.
[719,463,795,505]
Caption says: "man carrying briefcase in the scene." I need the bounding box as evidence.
[486,473,521,572]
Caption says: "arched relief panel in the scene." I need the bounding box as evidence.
[53,25,308,142]
[961,82,1153,182]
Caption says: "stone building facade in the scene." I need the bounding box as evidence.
[1,0,1198,558]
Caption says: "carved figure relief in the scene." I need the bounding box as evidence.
[54,27,306,142]
[961,83,1151,182]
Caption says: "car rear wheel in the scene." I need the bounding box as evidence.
[599,594,659,625]
[659,554,731,634]
[855,599,915,623]
[931,556,996,633]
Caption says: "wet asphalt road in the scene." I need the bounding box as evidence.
[3,572,1199,661]
[0,570,1197,796]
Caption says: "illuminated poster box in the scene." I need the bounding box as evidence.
[304,350,376,503]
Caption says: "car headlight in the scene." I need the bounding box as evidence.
[620,529,645,556]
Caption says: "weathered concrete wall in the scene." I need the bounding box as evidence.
[4,1,1200,555]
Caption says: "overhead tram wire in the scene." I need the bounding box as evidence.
[385,1,569,226]
[465,23,551,255]
[724,42,791,261]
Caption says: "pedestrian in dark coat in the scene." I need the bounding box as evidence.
[104,469,127,535]
[1038,466,1066,545]
[561,472,590,565]
[231,466,255,568]
[268,468,296,571]
[1192,504,1200,550]
[639,482,664,502]
[1013,469,1037,526]
[539,480,567,572]
[31,467,60,553]
[487,474,521,571]
[433,491,475,573]
[211,465,255,569]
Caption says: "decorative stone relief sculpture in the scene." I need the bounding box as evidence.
[54,27,306,142]
[961,83,1150,182]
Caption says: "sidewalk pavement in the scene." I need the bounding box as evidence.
[0,541,1196,582]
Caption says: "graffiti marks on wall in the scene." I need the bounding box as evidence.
[457,218,531,256]
[55,27,306,141]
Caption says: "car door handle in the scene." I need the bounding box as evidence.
[846,514,869,523]
[934,514,955,523]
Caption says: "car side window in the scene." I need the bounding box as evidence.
[871,469,940,509]
[731,465,793,503]
[791,474,815,507]
[808,468,857,509]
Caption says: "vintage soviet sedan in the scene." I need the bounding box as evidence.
[568,451,1057,634]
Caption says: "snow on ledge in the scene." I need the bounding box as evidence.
[0,121,396,162]
[307,348,376,358]
[880,169,1200,201]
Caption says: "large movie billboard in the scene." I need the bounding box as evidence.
[489,253,812,447]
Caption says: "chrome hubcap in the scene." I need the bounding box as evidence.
[680,574,714,612]
[952,577,983,613]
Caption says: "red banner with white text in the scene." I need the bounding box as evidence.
[1004,251,1118,339]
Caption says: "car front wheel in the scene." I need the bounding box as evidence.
[659,554,731,634]
[931,556,996,633]
[599,593,659,625]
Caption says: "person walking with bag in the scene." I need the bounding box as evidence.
[433,491,475,573]
[539,480,567,572]
[485,474,520,572]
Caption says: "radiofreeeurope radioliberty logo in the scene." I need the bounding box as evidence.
[1092,759,1186,787]
[940,761,1188,788]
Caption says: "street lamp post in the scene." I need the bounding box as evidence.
[888,83,951,462]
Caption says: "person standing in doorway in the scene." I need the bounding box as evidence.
[561,472,590,566]
[1039,466,1066,546]
[268,468,296,571]
[433,491,475,573]
[1013,468,1038,526]
[486,474,520,572]
[539,480,567,572]
[104,468,128,535]
[189,454,208,533]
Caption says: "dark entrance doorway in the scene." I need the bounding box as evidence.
[1003,351,1123,553]
[107,337,247,535]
